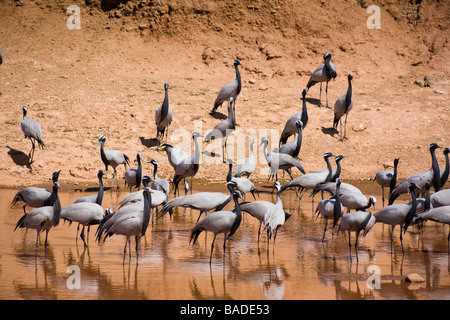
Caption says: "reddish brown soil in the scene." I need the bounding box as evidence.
[0,0,448,190]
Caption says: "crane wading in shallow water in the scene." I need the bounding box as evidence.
[97,187,152,261]
[172,132,202,196]
[260,137,305,181]
[389,143,442,205]
[11,170,61,215]
[125,153,143,193]
[189,181,243,264]
[233,137,256,178]
[374,182,418,254]
[374,158,399,207]
[14,181,62,250]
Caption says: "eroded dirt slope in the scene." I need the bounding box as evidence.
[0,0,448,189]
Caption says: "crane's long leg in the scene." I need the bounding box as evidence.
[87,226,91,244]
[319,82,322,101]
[35,230,40,247]
[224,135,230,164]
[122,236,129,264]
[343,113,349,140]
[135,235,140,259]
[223,235,228,264]
[123,236,129,254]
[347,230,352,262]
[44,229,49,247]
[196,210,204,223]
[75,224,80,243]
[128,236,132,258]
[400,226,404,254]
[257,221,262,244]
[165,125,170,145]
[273,229,278,253]
[390,225,395,255]
[325,81,329,108]
[322,219,328,242]
[232,100,236,123]
[447,231,450,255]
[287,170,294,180]
[80,225,88,247]
[111,169,116,190]
[355,230,361,263]
[222,136,226,163]
[209,234,217,264]
[28,138,36,164]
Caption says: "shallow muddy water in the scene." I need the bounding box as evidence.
[1,181,450,300]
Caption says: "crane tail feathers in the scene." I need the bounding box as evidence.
[14,214,27,231]
[333,114,339,129]
[306,80,317,89]
[11,191,22,207]
[190,227,204,245]
[37,138,45,149]
[124,154,130,167]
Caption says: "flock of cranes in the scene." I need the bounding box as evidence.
[10,52,450,265]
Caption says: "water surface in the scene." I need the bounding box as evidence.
[1,181,450,300]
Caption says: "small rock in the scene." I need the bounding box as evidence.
[266,50,282,60]
[414,79,426,87]
[405,273,425,283]
[248,78,257,84]
[352,124,366,132]
[424,75,439,86]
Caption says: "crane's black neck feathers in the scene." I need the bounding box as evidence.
[344,76,352,113]
[160,85,169,123]
[324,59,336,80]
[99,140,109,170]
[96,172,104,206]
[227,193,242,239]
[235,63,242,96]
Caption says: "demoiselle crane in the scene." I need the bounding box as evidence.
[14,181,61,249]
[306,52,337,107]
[98,135,130,190]
[155,82,173,144]
[333,73,353,141]
[189,181,243,264]
[21,105,45,164]
[210,59,242,116]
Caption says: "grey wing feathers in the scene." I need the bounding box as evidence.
[214,80,237,109]
[21,118,45,148]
